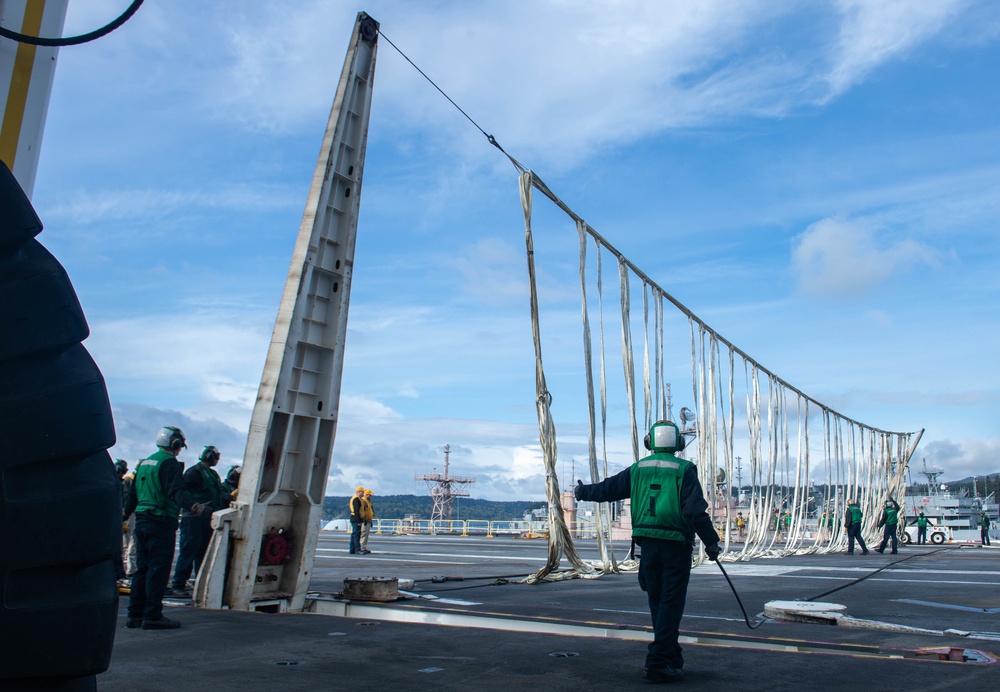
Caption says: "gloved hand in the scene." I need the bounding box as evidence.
[193,502,214,518]
[122,521,129,534]
[574,479,584,500]
[705,543,721,561]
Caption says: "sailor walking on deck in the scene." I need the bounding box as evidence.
[844,499,869,555]
[574,420,721,684]
[876,498,901,554]
[981,510,992,546]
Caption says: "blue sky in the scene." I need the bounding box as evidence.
[27,0,1000,500]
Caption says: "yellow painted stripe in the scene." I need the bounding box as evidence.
[0,1,47,170]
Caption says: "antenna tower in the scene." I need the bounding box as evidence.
[415,444,475,530]
[917,458,943,493]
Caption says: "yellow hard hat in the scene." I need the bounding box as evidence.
[364,489,373,495]
[355,486,365,492]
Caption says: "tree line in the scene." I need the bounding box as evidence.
[323,495,546,522]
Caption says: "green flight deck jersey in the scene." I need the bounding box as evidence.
[629,453,694,544]
[135,450,181,519]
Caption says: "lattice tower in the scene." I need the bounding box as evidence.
[415,444,475,529]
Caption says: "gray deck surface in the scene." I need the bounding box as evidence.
[101,533,999,690]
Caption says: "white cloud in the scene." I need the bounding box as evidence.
[823,0,969,100]
[920,437,1000,482]
[87,312,271,409]
[791,217,937,298]
[192,0,971,170]
[41,184,299,225]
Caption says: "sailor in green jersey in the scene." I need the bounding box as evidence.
[843,498,869,555]
[170,445,228,595]
[876,498,901,554]
[916,511,928,544]
[982,510,993,546]
[575,420,721,684]
[221,465,241,499]
[123,426,206,630]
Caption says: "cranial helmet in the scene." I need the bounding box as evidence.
[156,426,187,453]
[114,458,128,476]
[643,420,685,454]
[199,445,221,464]
[227,465,241,483]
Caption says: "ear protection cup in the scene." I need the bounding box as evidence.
[643,434,651,451]
[157,426,187,453]
[676,434,686,452]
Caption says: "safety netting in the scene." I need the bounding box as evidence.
[517,170,923,583]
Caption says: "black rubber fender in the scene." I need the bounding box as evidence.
[0,161,119,684]
[0,239,89,359]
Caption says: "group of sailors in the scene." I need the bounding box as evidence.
[725,499,993,550]
[115,426,239,630]
[348,486,377,554]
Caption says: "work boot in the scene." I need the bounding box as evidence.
[125,618,142,629]
[141,616,181,630]
[165,586,191,598]
[644,666,684,683]
[862,549,869,555]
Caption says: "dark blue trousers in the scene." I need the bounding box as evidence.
[637,538,692,671]
[128,516,178,621]
[878,524,898,553]
[847,523,868,554]
[349,521,362,553]
[172,515,212,588]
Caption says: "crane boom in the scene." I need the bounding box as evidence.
[196,12,380,612]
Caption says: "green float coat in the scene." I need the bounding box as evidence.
[190,464,225,507]
[135,450,181,519]
[629,454,693,543]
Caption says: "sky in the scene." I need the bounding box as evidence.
[22,0,1000,500]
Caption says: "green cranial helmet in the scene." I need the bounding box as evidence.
[156,426,187,453]
[199,445,221,464]
[643,420,685,454]
[114,458,128,476]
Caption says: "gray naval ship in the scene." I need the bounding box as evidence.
[901,460,998,545]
